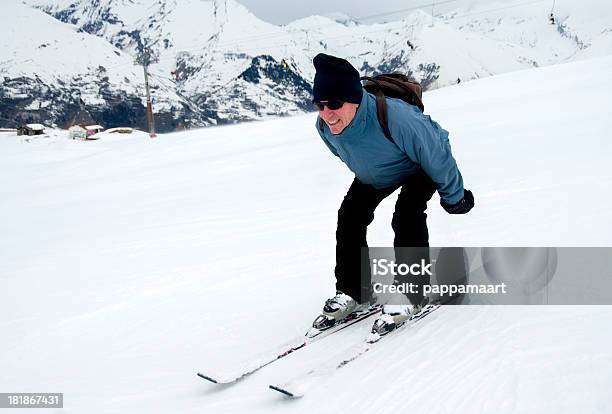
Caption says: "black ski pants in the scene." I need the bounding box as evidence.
[335,170,437,305]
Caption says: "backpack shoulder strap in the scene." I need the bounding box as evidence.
[360,76,395,145]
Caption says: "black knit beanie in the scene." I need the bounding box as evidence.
[312,53,363,104]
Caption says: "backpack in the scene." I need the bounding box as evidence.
[361,74,424,144]
[317,73,424,145]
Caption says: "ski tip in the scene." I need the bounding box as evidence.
[269,384,300,398]
[305,327,322,338]
[366,332,381,343]
[197,372,219,384]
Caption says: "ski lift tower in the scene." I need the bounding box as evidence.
[135,44,159,138]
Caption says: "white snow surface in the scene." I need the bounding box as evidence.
[1,56,612,413]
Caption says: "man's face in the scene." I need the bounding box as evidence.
[317,101,359,135]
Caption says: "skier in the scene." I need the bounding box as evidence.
[311,53,474,336]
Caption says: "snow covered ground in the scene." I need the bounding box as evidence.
[1,55,612,413]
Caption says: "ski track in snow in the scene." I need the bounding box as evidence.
[1,56,612,413]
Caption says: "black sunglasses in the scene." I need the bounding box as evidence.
[314,100,345,111]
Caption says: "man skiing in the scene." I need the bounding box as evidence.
[311,53,474,337]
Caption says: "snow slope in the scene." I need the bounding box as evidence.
[1,55,612,413]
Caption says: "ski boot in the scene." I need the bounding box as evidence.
[368,297,430,341]
[307,292,359,337]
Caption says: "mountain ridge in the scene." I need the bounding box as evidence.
[2,0,610,131]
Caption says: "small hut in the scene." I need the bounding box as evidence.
[17,124,45,136]
[69,125,87,140]
[106,127,133,134]
[85,125,104,139]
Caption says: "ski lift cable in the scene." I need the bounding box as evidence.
[241,0,547,52]
[449,0,548,21]
[148,73,211,118]
[105,0,544,71]
[106,0,461,72]
[354,0,457,22]
[149,73,201,112]
[151,64,296,112]
[169,0,549,61]
[150,71,240,111]
[101,0,548,72]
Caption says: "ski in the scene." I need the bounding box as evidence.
[197,304,383,384]
[268,303,441,398]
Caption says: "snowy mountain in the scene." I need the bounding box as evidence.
[0,0,215,131]
[1,54,612,413]
[2,0,612,131]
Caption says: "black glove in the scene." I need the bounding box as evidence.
[441,190,474,214]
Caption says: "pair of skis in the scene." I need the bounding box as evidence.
[197,304,383,384]
[197,302,440,397]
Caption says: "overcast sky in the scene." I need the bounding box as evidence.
[235,0,480,25]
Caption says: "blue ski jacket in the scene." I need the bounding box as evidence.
[316,90,465,205]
